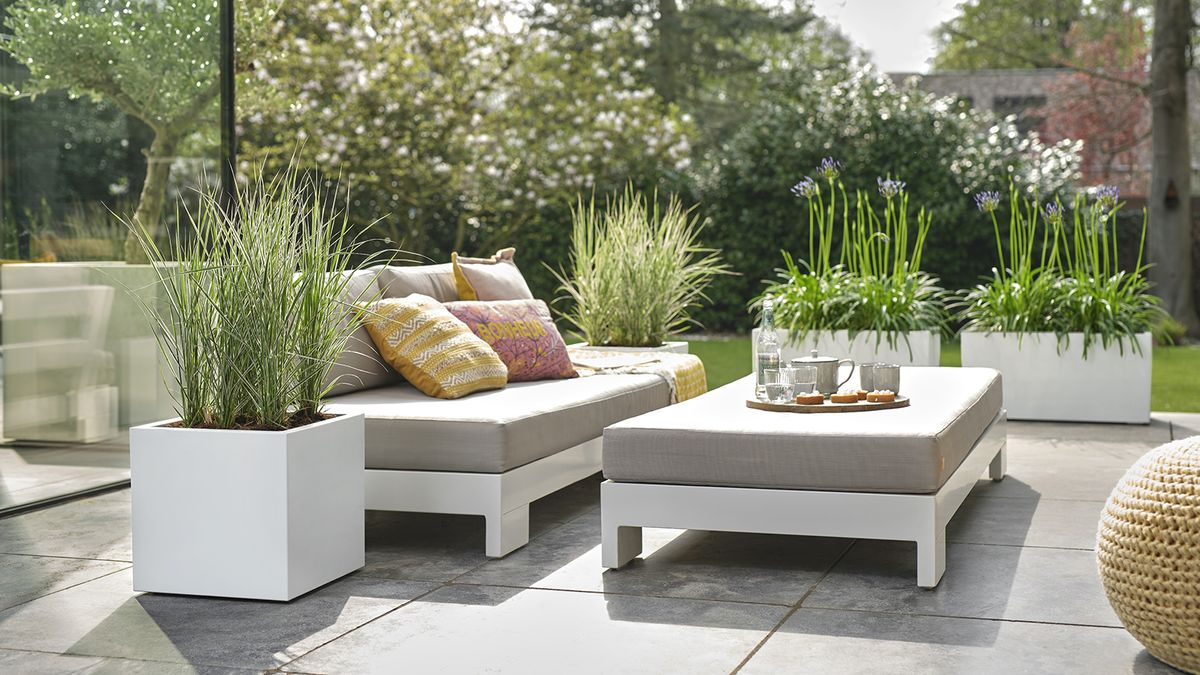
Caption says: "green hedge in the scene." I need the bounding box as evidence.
[689,69,1080,333]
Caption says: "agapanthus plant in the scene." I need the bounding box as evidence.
[958,184,1163,356]
[759,159,949,355]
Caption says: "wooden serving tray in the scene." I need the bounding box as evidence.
[746,396,910,414]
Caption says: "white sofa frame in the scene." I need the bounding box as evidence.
[601,411,1007,588]
[366,437,601,557]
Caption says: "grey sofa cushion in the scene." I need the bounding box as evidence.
[603,367,1002,494]
[323,269,397,396]
[374,263,459,302]
[325,374,671,473]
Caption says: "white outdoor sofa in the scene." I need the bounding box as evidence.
[600,367,1006,588]
[322,263,672,557]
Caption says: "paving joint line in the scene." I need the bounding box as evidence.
[796,605,1127,631]
[0,551,132,564]
[0,564,131,613]
[728,538,856,674]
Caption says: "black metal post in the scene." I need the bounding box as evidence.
[219,0,236,209]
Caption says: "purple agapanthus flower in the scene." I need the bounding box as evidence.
[877,177,906,199]
[1043,201,1063,226]
[1096,185,1120,209]
[791,176,818,199]
[815,157,841,180]
[974,190,1002,213]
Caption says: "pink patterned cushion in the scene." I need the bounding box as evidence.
[443,299,578,382]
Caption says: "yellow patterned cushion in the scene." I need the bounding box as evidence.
[363,295,508,399]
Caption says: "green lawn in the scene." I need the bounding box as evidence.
[684,337,1200,413]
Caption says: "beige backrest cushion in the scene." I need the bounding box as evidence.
[374,263,459,302]
[451,247,534,301]
[323,269,398,397]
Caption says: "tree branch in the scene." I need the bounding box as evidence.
[942,26,1150,92]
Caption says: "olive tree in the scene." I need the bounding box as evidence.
[1,0,266,261]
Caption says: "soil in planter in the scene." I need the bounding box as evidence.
[164,411,337,431]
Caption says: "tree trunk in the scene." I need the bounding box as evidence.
[124,134,176,263]
[1148,0,1200,335]
[654,0,682,105]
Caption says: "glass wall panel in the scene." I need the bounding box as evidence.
[0,0,222,510]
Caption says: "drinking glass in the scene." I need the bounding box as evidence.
[764,382,793,403]
[859,362,884,391]
[782,365,818,395]
[870,364,901,394]
[758,368,781,402]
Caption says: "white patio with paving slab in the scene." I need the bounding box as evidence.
[0,413,1195,674]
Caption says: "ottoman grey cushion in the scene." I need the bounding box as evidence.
[603,367,1002,494]
[327,374,671,473]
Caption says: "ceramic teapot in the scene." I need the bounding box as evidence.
[790,349,855,395]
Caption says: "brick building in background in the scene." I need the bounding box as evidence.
[891,68,1200,199]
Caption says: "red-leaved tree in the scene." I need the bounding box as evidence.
[1034,20,1150,192]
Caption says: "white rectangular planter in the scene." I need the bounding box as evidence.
[752,329,941,371]
[131,413,365,600]
[960,332,1152,424]
[570,341,689,354]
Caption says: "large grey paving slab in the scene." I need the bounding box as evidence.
[1156,412,1200,440]
[459,511,850,606]
[0,554,127,611]
[971,438,1157,501]
[1007,419,1171,443]
[0,490,131,561]
[947,496,1104,550]
[740,608,1174,675]
[0,648,258,675]
[359,474,602,583]
[0,568,436,671]
[805,540,1120,627]
[358,510,491,582]
[0,462,129,511]
[282,584,785,675]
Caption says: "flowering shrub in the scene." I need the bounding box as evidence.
[958,185,1163,355]
[695,66,1080,331]
[240,0,692,286]
[759,159,950,351]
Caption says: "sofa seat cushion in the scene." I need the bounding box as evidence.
[603,368,1002,494]
[326,374,671,473]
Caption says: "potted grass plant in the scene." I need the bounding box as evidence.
[551,185,730,353]
[127,167,376,600]
[753,159,949,368]
[958,186,1162,424]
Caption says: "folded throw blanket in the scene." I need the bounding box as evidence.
[568,348,708,404]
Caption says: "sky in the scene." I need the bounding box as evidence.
[809,0,963,73]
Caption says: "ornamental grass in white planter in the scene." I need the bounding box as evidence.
[958,187,1162,424]
[127,168,380,600]
[550,185,730,354]
[755,160,949,369]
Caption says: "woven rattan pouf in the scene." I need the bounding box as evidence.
[1098,436,1200,674]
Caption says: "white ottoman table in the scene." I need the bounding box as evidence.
[600,367,1006,588]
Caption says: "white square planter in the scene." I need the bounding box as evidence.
[960,332,1152,424]
[569,341,689,354]
[752,329,941,371]
[131,412,365,600]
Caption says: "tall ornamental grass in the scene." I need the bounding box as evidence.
[958,185,1163,356]
[129,167,384,430]
[760,159,950,352]
[551,185,731,348]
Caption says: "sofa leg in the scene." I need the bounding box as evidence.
[916,527,946,589]
[602,521,642,569]
[989,443,1007,482]
[485,504,529,558]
